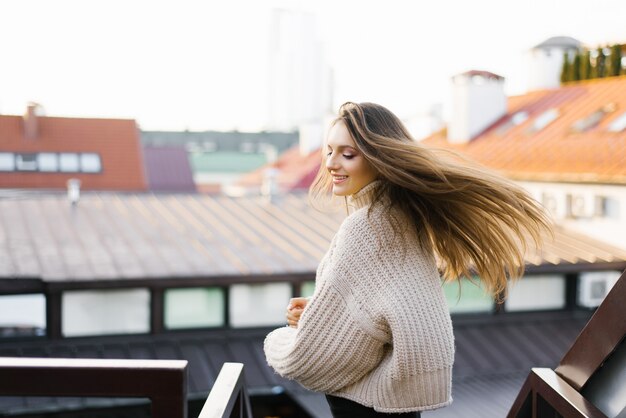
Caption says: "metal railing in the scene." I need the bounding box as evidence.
[508,269,625,418]
[0,357,189,418]
[0,358,252,418]
[198,363,252,418]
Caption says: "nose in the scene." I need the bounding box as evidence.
[325,152,339,171]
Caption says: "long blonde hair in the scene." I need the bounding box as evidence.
[310,102,552,298]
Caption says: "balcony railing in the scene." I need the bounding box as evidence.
[508,269,625,418]
[0,358,251,418]
[197,362,252,418]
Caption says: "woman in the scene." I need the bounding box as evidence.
[264,102,551,417]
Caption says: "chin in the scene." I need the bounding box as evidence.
[332,186,350,197]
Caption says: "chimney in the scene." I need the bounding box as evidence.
[23,102,42,140]
[448,70,506,144]
[527,36,581,92]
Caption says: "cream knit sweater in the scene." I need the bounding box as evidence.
[264,181,455,413]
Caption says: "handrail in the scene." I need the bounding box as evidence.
[0,357,188,418]
[197,363,252,418]
[556,269,626,390]
[508,269,626,417]
[507,368,607,418]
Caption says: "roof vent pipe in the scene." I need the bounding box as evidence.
[261,167,279,203]
[67,178,81,206]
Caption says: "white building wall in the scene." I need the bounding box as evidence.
[518,181,626,250]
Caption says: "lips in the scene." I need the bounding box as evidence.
[332,175,348,184]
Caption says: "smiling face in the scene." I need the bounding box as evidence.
[325,121,377,196]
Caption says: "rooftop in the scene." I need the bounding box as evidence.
[0,110,147,191]
[532,36,582,50]
[1,192,625,286]
[424,75,626,183]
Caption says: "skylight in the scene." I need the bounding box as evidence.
[511,111,529,125]
[496,111,529,135]
[529,108,559,133]
[571,103,616,133]
[608,111,626,132]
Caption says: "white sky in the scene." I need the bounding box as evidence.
[1,0,625,131]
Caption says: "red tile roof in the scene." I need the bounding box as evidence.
[0,113,147,190]
[423,75,626,184]
[239,76,626,190]
[237,145,321,192]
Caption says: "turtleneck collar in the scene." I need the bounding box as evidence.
[347,180,382,210]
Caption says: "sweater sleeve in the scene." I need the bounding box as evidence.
[264,212,390,393]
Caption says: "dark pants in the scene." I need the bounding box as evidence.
[326,395,422,418]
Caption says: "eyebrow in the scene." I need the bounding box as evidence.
[326,144,356,150]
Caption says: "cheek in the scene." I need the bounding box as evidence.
[350,160,375,181]
[356,161,376,180]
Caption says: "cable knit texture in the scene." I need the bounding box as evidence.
[264,181,455,413]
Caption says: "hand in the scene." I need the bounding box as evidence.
[286,297,308,328]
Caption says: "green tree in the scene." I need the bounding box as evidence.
[596,47,606,78]
[560,52,571,83]
[581,50,592,80]
[609,44,622,76]
[570,52,582,81]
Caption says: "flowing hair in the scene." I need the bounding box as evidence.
[310,102,552,299]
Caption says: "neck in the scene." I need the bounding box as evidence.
[347,180,380,210]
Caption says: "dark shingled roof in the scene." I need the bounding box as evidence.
[0,311,591,417]
[143,146,196,192]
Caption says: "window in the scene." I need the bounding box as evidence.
[571,104,615,133]
[594,196,608,217]
[62,289,150,337]
[442,278,493,314]
[0,152,101,173]
[15,153,38,171]
[607,111,626,132]
[38,153,59,172]
[230,283,291,327]
[0,153,15,171]
[528,108,559,133]
[0,294,46,338]
[80,153,102,173]
[239,142,256,153]
[301,281,316,298]
[496,111,529,135]
[164,287,224,329]
[505,275,566,312]
[603,197,620,219]
[59,153,80,172]
[202,142,217,152]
